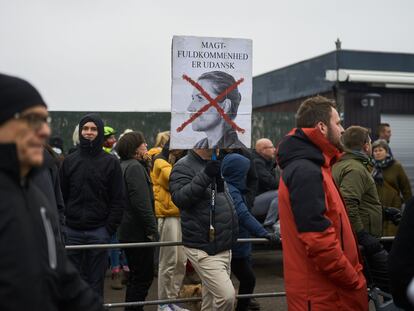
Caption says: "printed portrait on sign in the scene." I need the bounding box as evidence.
[170,36,252,150]
[186,71,245,149]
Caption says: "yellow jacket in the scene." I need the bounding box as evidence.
[147,147,161,159]
[151,157,180,217]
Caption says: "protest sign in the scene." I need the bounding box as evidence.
[170,35,252,149]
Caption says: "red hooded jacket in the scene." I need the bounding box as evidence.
[277,128,368,311]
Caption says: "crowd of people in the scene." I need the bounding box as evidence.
[1,72,414,311]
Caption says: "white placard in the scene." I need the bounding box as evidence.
[170,35,252,149]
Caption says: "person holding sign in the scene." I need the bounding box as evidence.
[187,71,246,149]
[170,148,238,311]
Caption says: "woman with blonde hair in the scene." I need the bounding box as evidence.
[148,131,170,159]
[152,140,188,311]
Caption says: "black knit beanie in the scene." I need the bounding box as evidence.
[0,73,47,125]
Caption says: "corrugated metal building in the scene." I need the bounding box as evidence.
[253,49,414,192]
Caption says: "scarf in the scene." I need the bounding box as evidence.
[372,154,394,185]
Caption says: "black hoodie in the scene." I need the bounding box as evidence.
[60,114,124,234]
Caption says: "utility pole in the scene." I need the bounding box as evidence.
[335,38,344,120]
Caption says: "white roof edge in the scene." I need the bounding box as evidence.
[325,69,414,84]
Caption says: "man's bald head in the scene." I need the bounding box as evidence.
[255,138,275,161]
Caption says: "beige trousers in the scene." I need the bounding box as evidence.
[157,217,187,300]
[184,247,235,311]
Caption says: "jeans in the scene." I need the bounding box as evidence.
[66,226,111,296]
[109,234,128,269]
[252,190,279,228]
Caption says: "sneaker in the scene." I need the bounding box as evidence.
[158,304,190,311]
[169,304,190,311]
[110,271,124,290]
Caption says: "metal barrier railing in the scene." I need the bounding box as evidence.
[65,236,394,250]
[65,237,270,250]
[65,238,280,309]
[64,236,395,309]
[104,292,287,309]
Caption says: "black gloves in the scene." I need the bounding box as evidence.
[204,160,225,193]
[216,177,225,193]
[264,232,280,244]
[204,160,221,178]
[357,230,383,256]
[383,207,402,225]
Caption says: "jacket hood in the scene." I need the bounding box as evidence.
[277,128,341,169]
[221,153,250,191]
[78,113,104,156]
[337,150,373,168]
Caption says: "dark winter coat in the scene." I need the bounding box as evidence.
[0,144,104,311]
[332,151,383,237]
[33,149,65,229]
[118,159,157,242]
[60,114,124,235]
[375,160,413,236]
[170,150,238,255]
[277,128,367,311]
[389,197,414,310]
[222,153,268,258]
[375,160,412,208]
[252,150,279,195]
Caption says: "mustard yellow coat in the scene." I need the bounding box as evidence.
[151,157,180,217]
[147,147,161,159]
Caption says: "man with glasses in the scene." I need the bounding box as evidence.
[60,113,125,297]
[0,73,104,310]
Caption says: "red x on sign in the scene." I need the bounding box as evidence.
[176,74,245,133]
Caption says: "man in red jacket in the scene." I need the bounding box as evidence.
[276,95,368,311]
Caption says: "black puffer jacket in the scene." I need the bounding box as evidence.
[0,144,103,311]
[170,150,238,255]
[60,114,124,235]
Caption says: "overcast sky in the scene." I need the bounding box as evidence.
[1,0,413,112]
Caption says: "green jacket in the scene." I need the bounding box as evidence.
[375,161,412,209]
[375,160,412,236]
[332,152,382,237]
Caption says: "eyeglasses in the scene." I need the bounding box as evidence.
[14,112,51,130]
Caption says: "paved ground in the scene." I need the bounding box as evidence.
[104,248,287,311]
[103,247,384,310]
